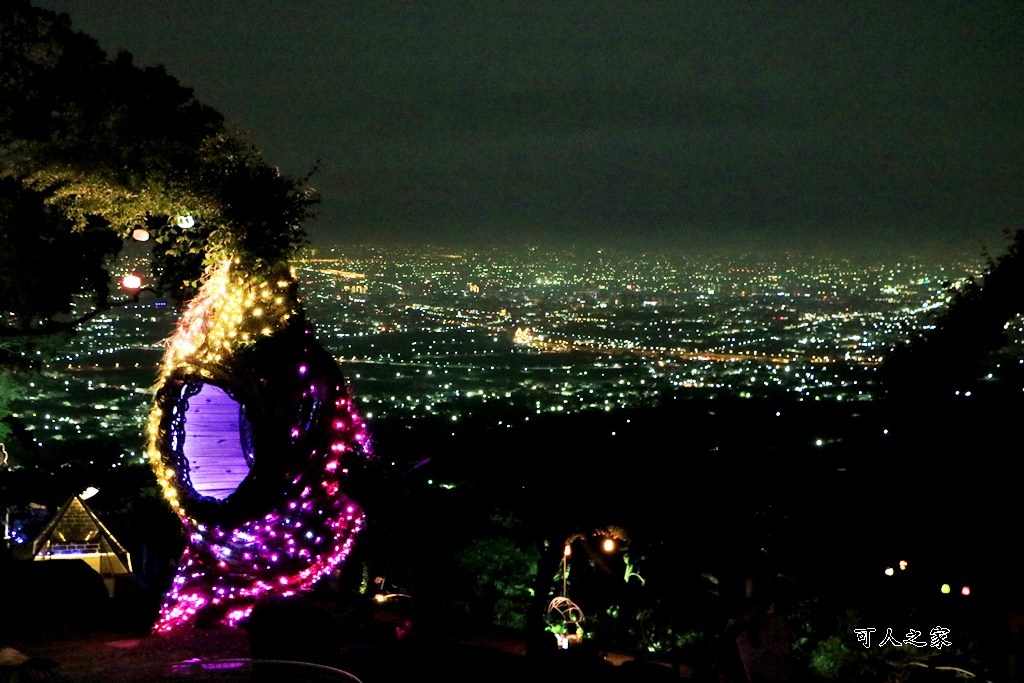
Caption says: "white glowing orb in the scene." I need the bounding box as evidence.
[131,228,150,242]
[122,274,142,290]
[176,215,195,229]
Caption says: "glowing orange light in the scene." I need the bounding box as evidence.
[122,274,142,290]
[899,560,908,571]
[602,538,616,553]
[563,545,571,557]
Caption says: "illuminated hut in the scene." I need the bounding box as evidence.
[148,260,373,632]
[31,494,133,597]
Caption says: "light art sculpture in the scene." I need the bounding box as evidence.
[148,260,372,632]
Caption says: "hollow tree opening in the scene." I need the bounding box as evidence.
[177,383,255,501]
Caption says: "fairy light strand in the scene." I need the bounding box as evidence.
[148,260,372,632]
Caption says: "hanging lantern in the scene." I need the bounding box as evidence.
[122,274,142,290]
[131,228,151,242]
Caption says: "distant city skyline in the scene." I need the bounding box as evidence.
[32,1,1024,256]
[13,246,1000,458]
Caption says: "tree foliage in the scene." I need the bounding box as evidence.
[0,178,122,335]
[0,0,319,338]
[884,228,1024,395]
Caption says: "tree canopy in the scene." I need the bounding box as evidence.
[883,228,1024,396]
[0,0,318,339]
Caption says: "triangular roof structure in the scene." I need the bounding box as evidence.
[31,494,133,596]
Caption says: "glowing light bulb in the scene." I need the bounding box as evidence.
[603,538,616,553]
[884,567,894,576]
[899,560,908,571]
[122,274,142,290]
[961,586,970,596]
[131,227,150,241]
[563,544,572,557]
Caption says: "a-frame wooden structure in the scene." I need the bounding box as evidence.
[31,494,133,597]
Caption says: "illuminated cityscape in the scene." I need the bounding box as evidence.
[3,2,1021,676]
[10,245,1002,462]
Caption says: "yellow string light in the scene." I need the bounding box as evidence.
[147,260,300,509]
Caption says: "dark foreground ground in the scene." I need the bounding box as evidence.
[5,395,1024,681]
[4,624,692,683]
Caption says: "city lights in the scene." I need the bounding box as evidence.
[15,247,994,468]
[2,242,1012,656]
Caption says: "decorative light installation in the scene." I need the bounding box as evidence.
[148,260,373,632]
[546,527,628,651]
[176,214,196,229]
[546,596,584,650]
[122,274,142,290]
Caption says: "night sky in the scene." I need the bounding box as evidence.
[33,1,1024,256]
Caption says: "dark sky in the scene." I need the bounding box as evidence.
[34,1,1024,256]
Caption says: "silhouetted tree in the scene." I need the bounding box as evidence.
[883,228,1024,396]
[0,0,319,472]
[0,0,319,337]
[0,178,122,337]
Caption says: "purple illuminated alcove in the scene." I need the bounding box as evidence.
[181,384,253,500]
